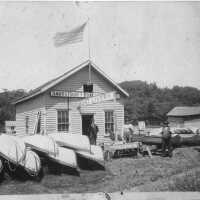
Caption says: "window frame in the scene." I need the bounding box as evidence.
[104,110,114,135]
[83,83,93,93]
[25,116,29,134]
[57,109,69,133]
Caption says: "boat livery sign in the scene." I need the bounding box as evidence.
[50,90,93,98]
[80,91,117,106]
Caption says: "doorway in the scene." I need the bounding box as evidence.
[82,114,93,136]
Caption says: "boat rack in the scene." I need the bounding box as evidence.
[103,142,153,161]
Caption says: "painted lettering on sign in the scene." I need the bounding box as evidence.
[50,91,93,98]
[80,91,117,106]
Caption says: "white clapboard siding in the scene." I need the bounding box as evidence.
[184,118,200,128]
[52,66,115,95]
[45,93,124,144]
[15,63,127,145]
[16,94,45,136]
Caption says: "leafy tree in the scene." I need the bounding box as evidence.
[120,81,200,125]
[0,89,27,132]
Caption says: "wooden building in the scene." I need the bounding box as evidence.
[14,60,129,145]
[167,106,200,128]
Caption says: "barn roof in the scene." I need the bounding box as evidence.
[14,60,129,104]
[167,106,200,117]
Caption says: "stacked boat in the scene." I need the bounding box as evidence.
[22,134,79,172]
[0,134,42,179]
[0,132,105,181]
[48,133,105,167]
[132,127,200,147]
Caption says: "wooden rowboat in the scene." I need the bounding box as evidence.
[19,149,41,177]
[22,135,59,157]
[0,134,26,165]
[48,147,78,170]
[76,145,104,165]
[49,133,90,153]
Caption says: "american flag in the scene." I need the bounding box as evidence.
[54,22,87,47]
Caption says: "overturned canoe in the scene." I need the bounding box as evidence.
[22,135,58,156]
[49,133,90,153]
[19,149,41,176]
[0,134,26,164]
[142,135,162,145]
[179,135,200,146]
[48,147,78,169]
[77,145,104,164]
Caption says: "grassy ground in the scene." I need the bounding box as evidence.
[0,146,200,194]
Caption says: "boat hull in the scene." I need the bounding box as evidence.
[19,149,41,177]
[48,147,78,170]
[0,134,26,165]
[77,145,105,169]
[22,135,58,156]
[49,133,91,153]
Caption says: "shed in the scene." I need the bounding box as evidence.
[14,60,129,145]
[167,106,200,128]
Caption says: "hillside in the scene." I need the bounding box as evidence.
[119,80,200,125]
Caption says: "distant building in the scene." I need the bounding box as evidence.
[14,60,129,145]
[5,121,16,134]
[167,106,200,128]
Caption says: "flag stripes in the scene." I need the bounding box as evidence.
[54,22,87,47]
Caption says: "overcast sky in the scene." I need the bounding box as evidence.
[0,1,200,92]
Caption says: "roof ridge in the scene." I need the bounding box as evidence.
[14,59,128,104]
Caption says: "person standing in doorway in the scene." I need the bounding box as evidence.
[88,117,99,145]
[161,122,172,157]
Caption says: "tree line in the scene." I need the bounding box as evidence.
[120,80,200,125]
[0,89,27,131]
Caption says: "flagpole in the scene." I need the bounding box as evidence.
[87,17,91,84]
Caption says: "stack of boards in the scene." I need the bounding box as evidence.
[0,133,104,179]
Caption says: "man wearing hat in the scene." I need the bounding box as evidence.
[161,122,172,157]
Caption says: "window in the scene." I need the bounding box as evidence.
[83,83,93,93]
[36,112,41,134]
[25,116,29,134]
[57,110,69,132]
[105,111,114,134]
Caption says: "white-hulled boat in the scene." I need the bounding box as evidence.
[0,134,26,164]
[0,159,4,181]
[22,135,58,156]
[77,145,104,164]
[48,147,78,170]
[19,149,41,176]
[49,133,90,153]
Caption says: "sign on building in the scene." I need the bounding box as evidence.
[80,91,117,106]
[50,90,93,98]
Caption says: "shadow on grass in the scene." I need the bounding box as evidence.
[46,159,80,176]
[77,156,105,171]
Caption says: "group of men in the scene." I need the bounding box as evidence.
[87,117,173,157]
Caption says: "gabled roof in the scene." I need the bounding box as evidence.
[14,60,129,104]
[167,106,200,117]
